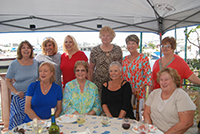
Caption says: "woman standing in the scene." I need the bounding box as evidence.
[122,34,151,120]
[35,37,62,87]
[6,40,38,129]
[102,61,134,119]
[89,26,122,97]
[62,61,101,115]
[24,62,62,122]
[60,35,88,88]
[152,36,200,90]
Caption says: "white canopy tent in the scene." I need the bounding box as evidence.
[0,0,200,34]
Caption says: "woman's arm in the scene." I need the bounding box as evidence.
[188,73,200,85]
[164,110,195,134]
[102,104,113,117]
[118,110,126,118]
[88,62,95,81]
[87,110,96,115]
[143,105,152,124]
[24,96,41,120]
[55,100,62,118]
[6,78,24,99]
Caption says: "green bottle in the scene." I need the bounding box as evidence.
[48,108,60,134]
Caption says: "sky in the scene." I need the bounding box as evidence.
[0,25,197,47]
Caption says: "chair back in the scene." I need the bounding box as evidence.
[183,88,200,123]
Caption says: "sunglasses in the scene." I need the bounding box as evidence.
[43,37,55,41]
[161,45,171,48]
[75,69,86,72]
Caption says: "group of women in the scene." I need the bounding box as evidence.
[5,26,200,133]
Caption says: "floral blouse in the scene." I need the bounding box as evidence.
[122,53,151,99]
[62,79,102,115]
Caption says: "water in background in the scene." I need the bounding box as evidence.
[0,50,156,73]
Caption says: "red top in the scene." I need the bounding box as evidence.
[60,51,88,88]
[152,54,193,89]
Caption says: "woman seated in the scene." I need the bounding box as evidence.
[101,61,134,119]
[62,61,101,115]
[144,67,197,134]
[23,62,62,122]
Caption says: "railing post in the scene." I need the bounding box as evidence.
[0,73,11,132]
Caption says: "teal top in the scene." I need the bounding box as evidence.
[62,79,102,115]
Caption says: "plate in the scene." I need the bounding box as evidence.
[132,124,159,134]
[57,114,77,123]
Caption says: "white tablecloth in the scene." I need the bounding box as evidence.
[6,115,163,134]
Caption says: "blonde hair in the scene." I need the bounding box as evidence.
[41,37,58,55]
[99,26,116,41]
[38,62,55,83]
[157,67,181,88]
[63,35,79,54]
[74,60,88,73]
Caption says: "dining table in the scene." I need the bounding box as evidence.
[5,114,163,134]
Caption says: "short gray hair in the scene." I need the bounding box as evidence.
[109,61,122,72]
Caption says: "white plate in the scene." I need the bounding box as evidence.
[57,114,77,123]
[132,124,163,134]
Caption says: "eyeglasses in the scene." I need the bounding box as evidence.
[75,69,86,72]
[161,45,171,48]
[43,37,55,41]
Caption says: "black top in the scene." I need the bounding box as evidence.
[101,80,135,119]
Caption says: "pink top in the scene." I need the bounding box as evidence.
[152,54,193,89]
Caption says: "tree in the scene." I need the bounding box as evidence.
[148,43,156,49]
[184,25,200,52]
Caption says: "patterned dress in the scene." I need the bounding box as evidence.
[122,53,151,99]
[90,44,122,97]
[62,79,102,115]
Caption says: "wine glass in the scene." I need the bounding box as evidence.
[76,114,86,124]
[137,121,149,134]
[100,113,110,125]
[122,118,131,130]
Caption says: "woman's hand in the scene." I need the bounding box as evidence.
[132,88,142,92]
[16,91,24,99]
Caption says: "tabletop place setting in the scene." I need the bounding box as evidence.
[6,114,164,134]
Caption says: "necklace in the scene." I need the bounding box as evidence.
[106,52,109,57]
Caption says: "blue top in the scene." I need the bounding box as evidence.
[23,81,63,123]
[62,79,102,115]
[6,59,38,95]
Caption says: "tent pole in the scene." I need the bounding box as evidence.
[184,27,188,85]
[140,32,143,53]
[184,27,188,61]
[159,32,162,57]
[175,25,178,54]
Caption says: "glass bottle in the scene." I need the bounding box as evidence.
[48,108,60,134]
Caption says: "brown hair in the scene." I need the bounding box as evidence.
[63,35,79,54]
[161,37,176,50]
[99,26,116,41]
[125,34,140,45]
[74,60,88,73]
[38,62,55,83]
[17,40,34,59]
[41,37,58,55]
[157,67,181,88]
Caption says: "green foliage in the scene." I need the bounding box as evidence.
[186,59,200,91]
[148,43,156,49]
